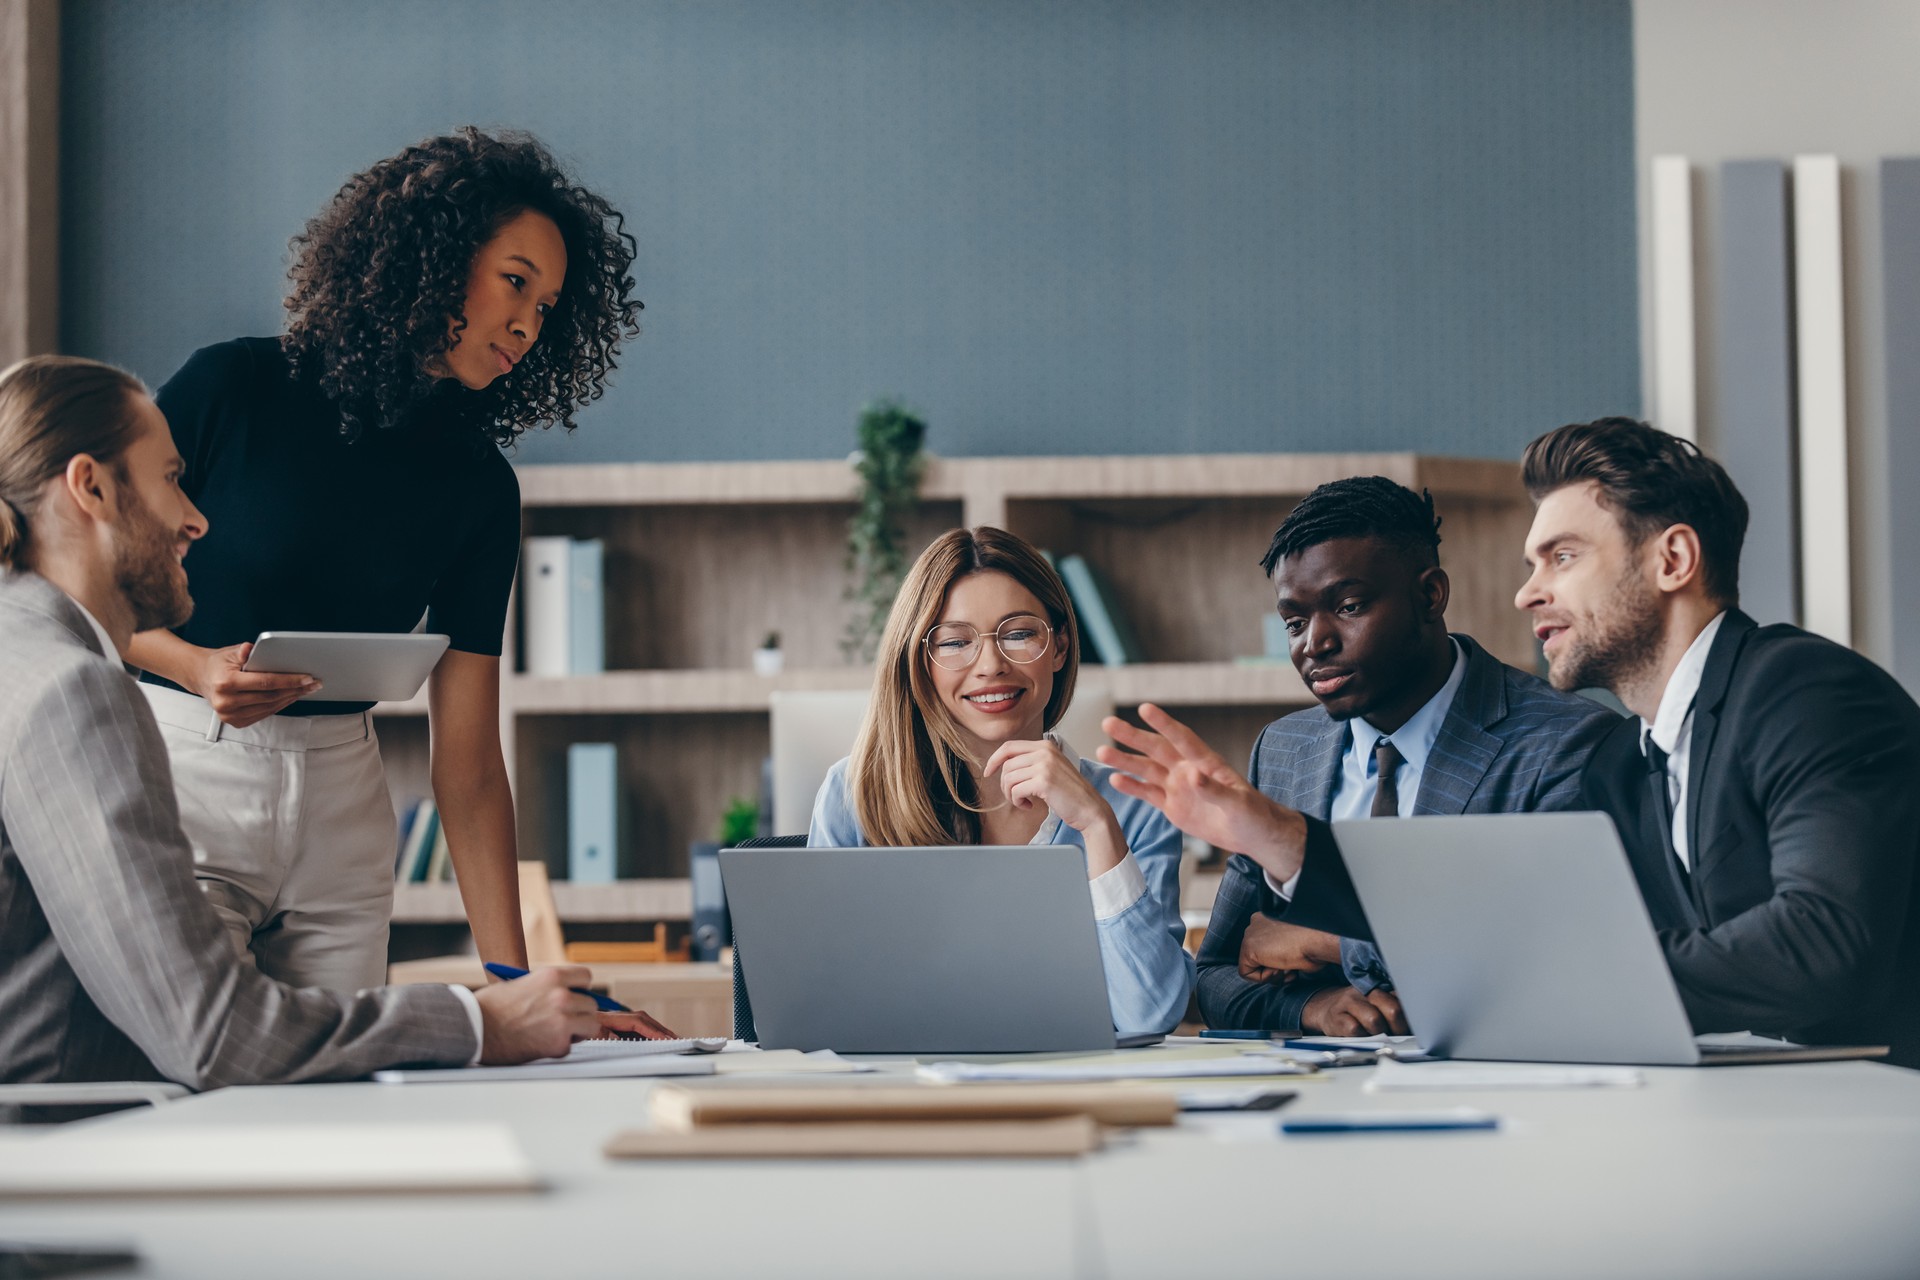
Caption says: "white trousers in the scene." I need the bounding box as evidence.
[141,684,397,991]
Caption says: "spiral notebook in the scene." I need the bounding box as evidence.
[372,1036,730,1084]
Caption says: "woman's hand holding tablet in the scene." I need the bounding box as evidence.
[198,641,322,727]
[242,631,451,706]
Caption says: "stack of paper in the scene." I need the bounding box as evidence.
[918,1046,1310,1085]
[604,1080,1177,1160]
[647,1082,1178,1130]
[605,1116,1104,1160]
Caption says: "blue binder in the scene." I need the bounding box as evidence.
[567,742,619,883]
[568,538,605,674]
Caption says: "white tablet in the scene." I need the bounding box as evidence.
[244,631,452,704]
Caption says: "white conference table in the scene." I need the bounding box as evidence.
[5,1053,1920,1279]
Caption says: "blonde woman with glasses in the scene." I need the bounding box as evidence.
[809,527,1194,1035]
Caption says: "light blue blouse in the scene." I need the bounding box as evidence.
[808,747,1197,1036]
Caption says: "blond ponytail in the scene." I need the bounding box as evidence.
[0,357,148,570]
[0,496,25,568]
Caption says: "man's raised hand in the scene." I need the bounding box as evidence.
[1096,703,1308,884]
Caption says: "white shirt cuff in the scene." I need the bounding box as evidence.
[448,983,485,1066]
[1088,851,1148,920]
[1263,867,1303,902]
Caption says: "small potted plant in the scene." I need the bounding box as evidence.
[752,630,784,677]
[690,797,759,961]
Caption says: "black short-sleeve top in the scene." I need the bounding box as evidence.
[145,336,521,716]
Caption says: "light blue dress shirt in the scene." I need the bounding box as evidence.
[1317,639,1469,994]
[1328,639,1470,822]
[808,746,1196,1036]
[1271,639,1471,904]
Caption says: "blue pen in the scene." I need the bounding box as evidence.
[1282,1109,1499,1134]
[483,962,630,1013]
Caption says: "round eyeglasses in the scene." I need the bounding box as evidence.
[923,615,1054,670]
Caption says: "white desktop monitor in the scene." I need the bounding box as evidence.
[769,690,872,836]
[767,687,1118,837]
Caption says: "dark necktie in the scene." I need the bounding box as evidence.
[1645,740,1680,864]
[1371,740,1405,818]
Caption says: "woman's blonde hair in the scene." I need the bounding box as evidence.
[0,356,148,570]
[849,526,1081,846]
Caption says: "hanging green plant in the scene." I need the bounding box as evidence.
[842,399,928,662]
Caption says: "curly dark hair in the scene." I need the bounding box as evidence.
[282,127,641,446]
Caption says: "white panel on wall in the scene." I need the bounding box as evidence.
[1793,154,1851,647]
[1651,155,1697,442]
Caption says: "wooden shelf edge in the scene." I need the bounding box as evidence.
[505,662,1310,714]
[513,453,1525,508]
[392,878,692,924]
[516,457,969,506]
[1081,661,1310,708]
[511,667,873,713]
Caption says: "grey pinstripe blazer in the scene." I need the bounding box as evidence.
[0,570,476,1087]
[1194,634,1619,1031]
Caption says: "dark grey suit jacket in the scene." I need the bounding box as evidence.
[1195,634,1619,1031]
[1581,611,1920,1067]
[0,570,476,1087]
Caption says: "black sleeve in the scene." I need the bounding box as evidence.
[1194,854,1321,1031]
[152,340,256,503]
[1279,816,1377,942]
[425,454,520,657]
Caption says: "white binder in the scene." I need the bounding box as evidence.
[521,535,572,677]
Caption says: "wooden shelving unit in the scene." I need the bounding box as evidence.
[376,451,1535,941]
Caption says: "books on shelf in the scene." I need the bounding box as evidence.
[522,536,605,676]
[424,820,453,884]
[394,799,453,884]
[1056,553,1148,665]
[568,742,620,883]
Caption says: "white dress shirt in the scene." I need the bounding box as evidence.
[64,586,487,1063]
[68,595,120,662]
[1268,639,1469,899]
[1641,611,1726,871]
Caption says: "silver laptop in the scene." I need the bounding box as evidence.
[1332,813,1887,1066]
[720,845,1123,1053]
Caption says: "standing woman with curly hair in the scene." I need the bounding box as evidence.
[125,128,642,988]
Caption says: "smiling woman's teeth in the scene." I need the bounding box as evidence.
[966,691,1019,704]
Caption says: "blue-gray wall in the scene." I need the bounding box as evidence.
[62,0,1638,464]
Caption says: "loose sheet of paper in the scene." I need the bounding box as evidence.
[1363,1058,1644,1091]
[0,1124,537,1196]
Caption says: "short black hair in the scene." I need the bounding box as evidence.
[1522,416,1749,605]
[1260,476,1443,578]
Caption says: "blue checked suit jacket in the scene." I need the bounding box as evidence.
[1193,633,1620,1031]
